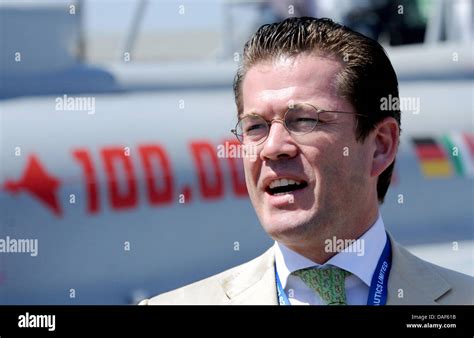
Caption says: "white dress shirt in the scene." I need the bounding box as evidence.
[274,213,387,305]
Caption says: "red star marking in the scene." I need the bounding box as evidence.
[3,155,62,216]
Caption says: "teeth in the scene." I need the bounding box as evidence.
[269,178,302,189]
[273,192,289,196]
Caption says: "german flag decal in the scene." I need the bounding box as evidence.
[412,133,474,178]
[413,137,453,177]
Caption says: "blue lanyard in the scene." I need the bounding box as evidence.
[275,232,392,305]
[275,263,292,305]
[366,233,392,305]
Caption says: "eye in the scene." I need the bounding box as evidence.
[239,115,268,136]
[286,113,318,130]
[295,117,317,123]
[245,122,266,133]
[291,117,317,128]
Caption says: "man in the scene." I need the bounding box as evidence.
[140,17,473,305]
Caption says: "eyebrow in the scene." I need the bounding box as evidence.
[240,111,263,119]
[239,103,326,119]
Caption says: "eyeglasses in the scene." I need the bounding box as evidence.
[231,103,366,146]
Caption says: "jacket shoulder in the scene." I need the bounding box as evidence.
[398,245,473,304]
[139,248,274,305]
[139,274,227,305]
[425,261,474,304]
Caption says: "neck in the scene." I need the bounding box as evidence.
[283,209,379,264]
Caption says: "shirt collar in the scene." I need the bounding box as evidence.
[274,213,386,289]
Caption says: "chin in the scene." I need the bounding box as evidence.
[260,211,314,242]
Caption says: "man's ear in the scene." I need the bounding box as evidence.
[371,117,399,177]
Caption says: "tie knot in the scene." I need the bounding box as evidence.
[293,266,350,305]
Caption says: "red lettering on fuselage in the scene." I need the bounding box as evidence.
[101,147,138,210]
[190,141,224,200]
[138,144,174,205]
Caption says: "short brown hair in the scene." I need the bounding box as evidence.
[233,17,401,203]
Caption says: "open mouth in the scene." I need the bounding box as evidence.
[265,178,308,196]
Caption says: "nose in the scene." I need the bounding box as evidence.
[259,120,298,161]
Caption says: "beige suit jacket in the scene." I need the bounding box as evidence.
[139,234,474,305]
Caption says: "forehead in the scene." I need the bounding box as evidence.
[241,53,348,115]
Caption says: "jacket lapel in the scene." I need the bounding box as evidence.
[386,233,451,305]
[221,247,278,305]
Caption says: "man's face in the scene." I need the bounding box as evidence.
[241,53,377,248]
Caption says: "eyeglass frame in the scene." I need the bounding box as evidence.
[231,102,367,146]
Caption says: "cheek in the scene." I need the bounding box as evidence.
[243,158,259,190]
[309,140,363,188]
[305,139,346,173]
[333,144,371,190]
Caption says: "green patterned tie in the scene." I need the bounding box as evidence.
[293,266,350,305]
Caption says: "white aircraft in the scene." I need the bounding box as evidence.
[0,1,472,304]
